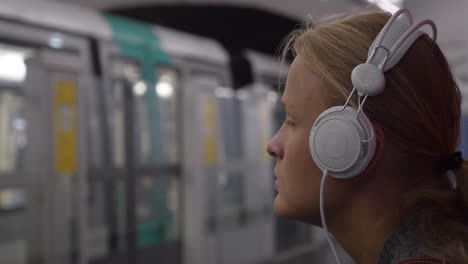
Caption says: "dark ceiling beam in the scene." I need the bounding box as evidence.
[109,4,301,56]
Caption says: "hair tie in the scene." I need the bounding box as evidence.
[441,151,463,171]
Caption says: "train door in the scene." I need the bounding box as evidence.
[181,74,222,264]
[0,22,91,264]
[86,51,133,264]
[181,60,260,264]
[214,86,249,264]
[237,85,277,264]
[87,41,181,264]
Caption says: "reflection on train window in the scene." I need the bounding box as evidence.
[0,44,32,173]
[136,176,180,247]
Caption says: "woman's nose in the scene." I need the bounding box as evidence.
[267,136,284,159]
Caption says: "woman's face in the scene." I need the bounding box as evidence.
[267,56,342,224]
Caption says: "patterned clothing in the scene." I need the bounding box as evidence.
[377,213,429,264]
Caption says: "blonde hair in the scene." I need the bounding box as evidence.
[282,9,468,262]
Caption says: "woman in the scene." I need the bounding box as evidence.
[267,8,468,264]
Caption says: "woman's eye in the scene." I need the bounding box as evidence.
[285,120,296,127]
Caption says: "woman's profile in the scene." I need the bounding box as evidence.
[267,7,468,264]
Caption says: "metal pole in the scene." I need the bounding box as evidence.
[124,79,137,264]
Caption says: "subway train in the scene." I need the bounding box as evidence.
[0,1,339,264]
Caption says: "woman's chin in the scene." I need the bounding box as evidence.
[273,193,295,218]
[273,194,321,225]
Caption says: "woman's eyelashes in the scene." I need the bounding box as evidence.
[285,118,296,127]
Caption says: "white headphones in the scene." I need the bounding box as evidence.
[310,9,438,264]
[309,9,437,180]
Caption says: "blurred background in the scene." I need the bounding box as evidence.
[0,0,467,263]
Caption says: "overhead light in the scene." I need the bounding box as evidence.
[367,0,404,14]
[155,81,174,98]
[48,33,64,49]
[133,81,147,96]
[0,52,27,82]
[156,71,177,99]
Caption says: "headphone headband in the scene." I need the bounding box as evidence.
[368,9,437,73]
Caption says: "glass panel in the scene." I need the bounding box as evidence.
[108,60,182,166]
[136,176,180,248]
[204,167,218,233]
[155,68,180,164]
[0,92,26,172]
[218,95,243,161]
[89,58,184,261]
[107,59,143,168]
[87,58,138,261]
[87,177,127,260]
[86,80,104,168]
[0,188,45,264]
[87,180,109,258]
[218,171,243,211]
[217,93,244,215]
[0,44,33,173]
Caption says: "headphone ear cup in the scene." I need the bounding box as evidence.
[309,106,376,179]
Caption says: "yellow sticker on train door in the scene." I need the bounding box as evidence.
[53,81,78,174]
[203,99,217,166]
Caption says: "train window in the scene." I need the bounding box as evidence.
[85,58,141,260]
[0,44,33,173]
[155,67,180,164]
[107,59,182,166]
[87,80,104,168]
[107,58,143,167]
[217,94,244,211]
[103,59,182,249]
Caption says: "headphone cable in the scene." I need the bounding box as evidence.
[320,169,342,264]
